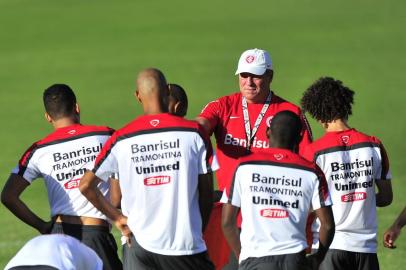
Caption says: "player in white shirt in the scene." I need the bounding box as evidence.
[1,84,122,270]
[222,111,335,270]
[80,68,216,270]
[5,234,103,270]
[301,77,393,270]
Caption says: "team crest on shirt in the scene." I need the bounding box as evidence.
[68,129,76,135]
[266,116,274,127]
[150,119,160,127]
[341,135,350,144]
[246,55,255,63]
[274,153,283,160]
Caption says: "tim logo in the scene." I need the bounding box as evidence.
[68,129,76,135]
[260,208,288,218]
[341,192,367,202]
[64,178,80,189]
[341,135,350,144]
[150,119,160,127]
[274,153,283,160]
[144,175,171,186]
[245,55,255,63]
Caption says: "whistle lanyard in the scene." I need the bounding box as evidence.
[242,92,272,150]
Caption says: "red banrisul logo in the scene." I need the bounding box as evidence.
[150,119,160,127]
[144,175,171,186]
[341,192,367,202]
[274,154,283,160]
[245,55,255,63]
[341,135,350,144]
[260,208,288,218]
[64,178,80,189]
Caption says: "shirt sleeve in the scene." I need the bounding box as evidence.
[311,167,332,210]
[197,126,218,174]
[377,142,391,180]
[12,143,41,183]
[226,165,242,207]
[93,136,119,182]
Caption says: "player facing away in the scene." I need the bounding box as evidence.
[301,77,393,270]
[0,84,122,270]
[80,68,216,270]
[221,111,335,270]
[168,83,188,117]
[5,234,103,270]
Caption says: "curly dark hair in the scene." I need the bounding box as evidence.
[300,77,354,123]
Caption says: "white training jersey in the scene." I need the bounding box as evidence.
[224,148,332,263]
[303,129,391,253]
[13,124,114,220]
[5,234,103,270]
[93,113,216,256]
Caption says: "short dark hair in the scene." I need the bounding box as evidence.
[168,83,188,117]
[301,77,354,123]
[43,84,77,120]
[269,110,302,149]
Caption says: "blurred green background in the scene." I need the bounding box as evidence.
[0,0,405,268]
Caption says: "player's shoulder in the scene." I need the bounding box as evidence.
[271,92,301,112]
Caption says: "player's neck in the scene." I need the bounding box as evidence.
[143,102,168,115]
[52,117,80,130]
[323,119,351,132]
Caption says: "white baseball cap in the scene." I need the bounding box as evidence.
[235,48,273,75]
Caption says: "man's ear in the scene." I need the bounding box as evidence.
[44,112,52,123]
[75,103,80,114]
[174,101,181,115]
[135,90,142,103]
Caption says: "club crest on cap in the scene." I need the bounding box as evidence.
[245,55,255,64]
[341,135,350,144]
[150,119,160,127]
[274,153,283,160]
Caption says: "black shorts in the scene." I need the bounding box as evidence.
[319,249,379,270]
[8,267,57,270]
[239,251,308,270]
[123,235,215,270]
[51,222,122,270]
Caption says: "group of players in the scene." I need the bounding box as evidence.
[1,48,404,270]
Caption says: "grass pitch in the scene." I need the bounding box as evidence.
[0,0,405,268]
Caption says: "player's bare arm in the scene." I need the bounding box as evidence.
[109,177,121,209]
[79,171,131,238]
[221,203,241,259]
[195,117,213,135]
[383,207,406,249]
[198,172,214,231]
[375,179,393,207]
[1,174,52,234]
[309,205,335,268]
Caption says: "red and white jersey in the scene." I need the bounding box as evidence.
[224,148,331,262]
[199,92,312,192]
[12,124,113,220]
[303,129,391,253]
[93,113,216,256]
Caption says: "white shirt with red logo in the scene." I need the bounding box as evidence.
[224,148,331,262]
[5,234,103,270]
[93,113,216,256]
[12,124,113,220]
[303,128,391,253]
[199,92,312,192]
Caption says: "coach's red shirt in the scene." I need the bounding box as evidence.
[302,128,391,253]
[199,92,312,192]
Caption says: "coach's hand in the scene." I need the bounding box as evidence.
[115,214,132,241]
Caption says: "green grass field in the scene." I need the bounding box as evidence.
[0,0,405,268]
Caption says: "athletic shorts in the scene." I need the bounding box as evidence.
[239,251,309,270]
[8,266,57,270]
[51,222,122,270]
[319,249,379,270]
[123,235,215,270]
